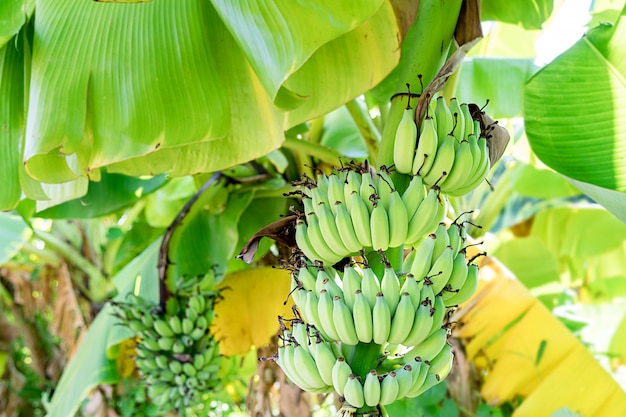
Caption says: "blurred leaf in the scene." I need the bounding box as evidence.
[481,0,553,29]
[608,313,626,369]
[524,21,626,194]
[384,396,425,417]
[320,106,368,159]
[455,257,626,416]
[143,177,196,228]
[455,58,537,118]
[111,221,164,275]
[550,408,583,417]
[531,206,626,259]
[512,165,581,199]
[0,212,31,265]
[172,188,254,283]
[492,236,560,289]
[46,239,161,417]
[36,173,167,219]
[211,267,292,356]
[0,0,29,48]
[471,22,541,58]
[566,176,626,224]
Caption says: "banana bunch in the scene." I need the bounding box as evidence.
[393,96,492,196]
[294,168,446,265]
[112,291,221,412]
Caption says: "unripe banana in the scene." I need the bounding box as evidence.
[387,190,409,248]
[332,357,352,396]
[327,174,347,211]
[333,295,359,345]
[401,175,426,218]
[370,202,390,251]
[431,223,450,261]
[413,117,439,175]
[427,245,455,295]
[361,267,381,309]
[305,212,341,265]
[184,305,199,322]
[394,105,418,174]
[440,139,474,193]
[446,222,464,257]
[318,289,340,341]
[413,327,448,362]
[400,274,421,309]
[193,353,206,370]
[343,171,361,210]
[428,343,453,377]
[293,343,329,390]
[343,374,365,408]
[312,340,337,386]
[128,319,148,333]
[167,315,182,335]
[405,189,442,245]
[373,293,391,345]
[322,273,343,300]
[140,312,154,329]
[460,103,474,138]
[364,369,382,407]
[395,364,414,399]
[349,192,373,247]
[189,294,206,315]
[444,263,478,306]
[427,295,446,338]
[153,319,175,338]
[157,337,175,351]
[295,219,324,263]
[278,344,305,390]
[316,173,329,194]
[443,250,468,300]
[410,373,442,398]
[292,321,310,352]
[405,359,430,398]
[311,186,331,210]
[304,291,324,336]
[183,362,197,377]
[381,267,401,314]
[401,300,434,346]
[296,266,317,293]
[423,134,456,187]
[376,169,394,210]
[434,96,453,139]
[379,371,400,405]
[409,233,437,281]
[316,202,351,256]
[353,290,374,343]
[341,265,362,311]
[359,172,377,209]
[335,202,363,254]
[448,98,464,141]
[388,292,415,345]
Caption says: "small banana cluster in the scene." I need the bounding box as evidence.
[294,169,446,265]
[113,291,221,412]
[393,97,491,196]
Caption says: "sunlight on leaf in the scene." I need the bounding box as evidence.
[212,267,292,356]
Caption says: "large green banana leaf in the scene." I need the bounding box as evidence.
[524,8,626,223]
[0,0,400,211]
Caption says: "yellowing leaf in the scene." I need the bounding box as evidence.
[454,256,626,417]
[212,267,292,356]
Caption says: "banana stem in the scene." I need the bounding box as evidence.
[345,99,381,166]
[348,342,384,382]
[283,136,343,166]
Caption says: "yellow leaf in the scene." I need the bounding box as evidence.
[454,256,626,417]
[115,338,137,378]
[212,267,293,356]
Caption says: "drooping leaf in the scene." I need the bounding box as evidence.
[45,239,161,417]
[524,20,626,194]
[211,267,292,356]
[481,0,554,30]
[566,176,626,224]
[512,165,581,199]
[35,173,167,218]
[0,0,32,48]
[320,106,368,159]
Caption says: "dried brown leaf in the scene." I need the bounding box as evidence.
[469,104,510,166]
[455,0,482,46]
[51,263,86,356]
[237,215,298,264]
[390,0,421,41]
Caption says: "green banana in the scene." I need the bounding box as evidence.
[322,273,343,300]
[316,201,351,256]
[395,364,414,399]
[440,139,474,193]
[343,374,365,408]
[296,266,317,292]
[332,357,352,396]
[304,291,324,335]
[434,96,453,139]
[157,337,175,351]
[291,321,310,353]
[405,189,442,245]
[305,212,341,265]
[427,245,455,295]
[460,103,474,138]
[344,171,361,210]
[428,343,453,377]
[412,117,439,175]
[387,190,409,248]
[394,105,419,174]
[408,233,437,281]
[333,295,359,345]
[448,98,464,141]
[360,172,377,209]
[381,267,401,315]
[388,292,415,345]
[446,222,464,256]
[400,274,422,309]
[335,201,363,253]
[413,327,448,362]
[422,134,456,187]
[360,267,380,309]
[401,175,426,218]
[376,169,394,210]
[410,373,442,398]
[353,290,374,343]
[379,371,400,405]
[370,202,390,251]
[312,340,337,386]
[373,292,392,345]
[401,300,433,346]
[405,359,430,398]
[317,290,340,341]
[442,251,468,301]
[153,319,175,338]
[311,186,331,210]
[294,219,324,263]
[293,343,329,390]
[431,223,450,261]
[444,263,478,306]
[168,315,182,335]
[327,174,347,211]
[349,192,373,247]
[341,265,362,311]
[427,295,446,338]
[364,369,382,407]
